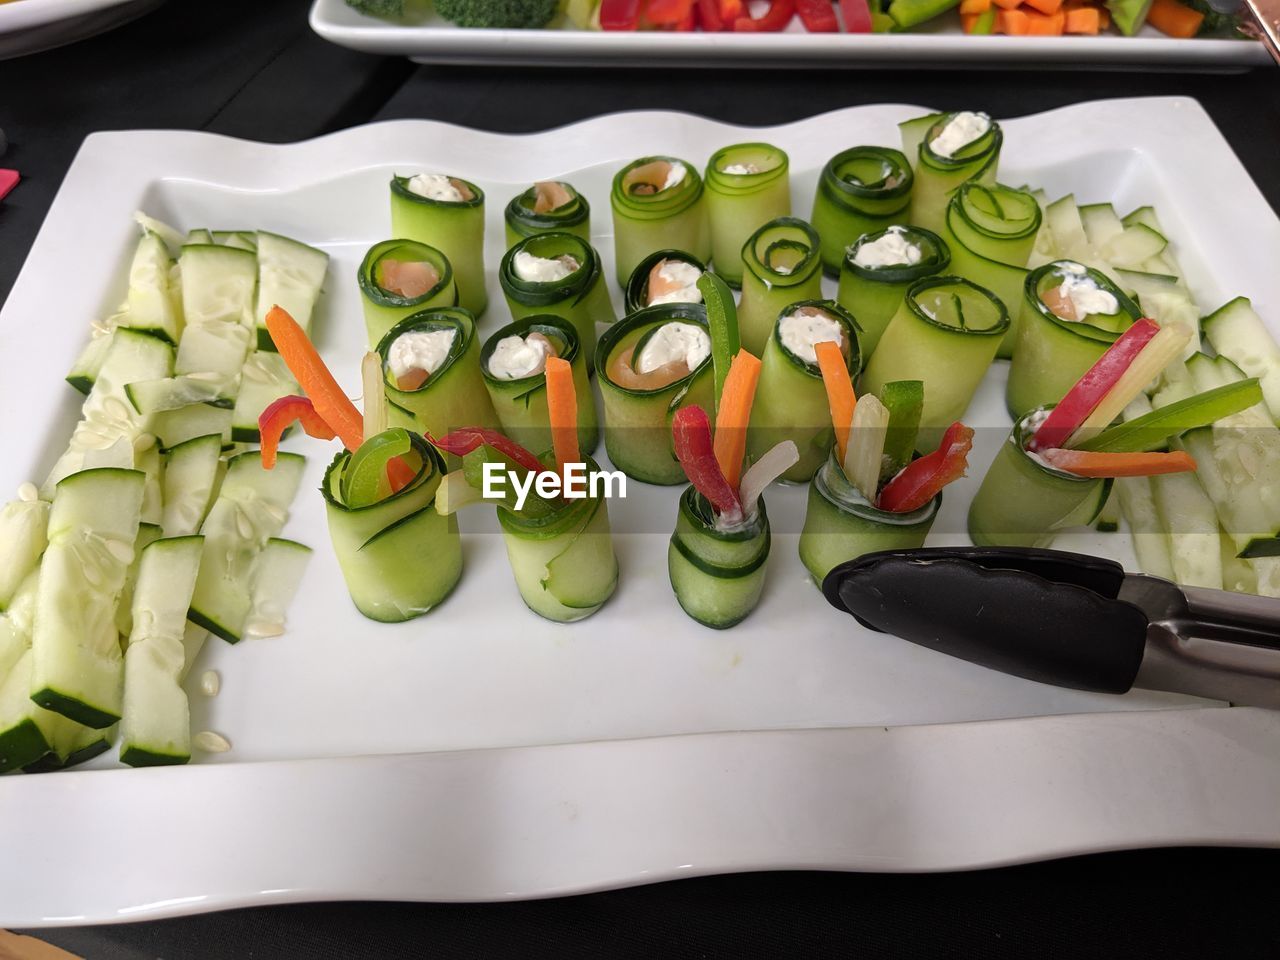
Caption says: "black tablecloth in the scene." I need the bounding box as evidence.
[2,2,1279,956]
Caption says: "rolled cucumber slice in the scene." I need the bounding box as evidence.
[391,174,488,317]
[1202,297,1280,424]
[703,143,791,287]
[30,468,146,729]
[610,157,709,289]
[668,487,769,629]
[254,231,329,352]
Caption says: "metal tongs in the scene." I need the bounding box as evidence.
[823,547,1280,709]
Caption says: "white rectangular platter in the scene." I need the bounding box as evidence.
[308,0,1270,70]
[2,97,1279,926]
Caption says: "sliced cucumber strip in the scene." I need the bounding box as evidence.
[1202,297,1280,424]
[114,522,163,639]
[1102,223,1167,268]
[231,351,299,443]
[161,433,222,536]
[0,498,49,612]
[153,403,233,450]
[1044,195,1092,263]
[119,232,181,345]
[180,243,256,330]
[254,231,329,351]
[1079,202,1124,251]
[243,538,311,639]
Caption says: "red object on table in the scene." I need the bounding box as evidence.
[697,0,726,27]
[797,0,840,30]
[671,405,743,518]
[427,427,546,476]
[877,422,975,513]
[0,169,19,203]
[647,0,696,22]
[839,0,874,30]
[600,0,643,29]
[258,396,337,470]
[732,0,797,30]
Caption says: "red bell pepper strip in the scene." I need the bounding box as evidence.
[426,428,545,476]
[1039,448,1197,478]
[839,0,874,30]
[675,7,697,28]
[601,0,643,29]
[672,405,743,520]
[733,0,797,30]
[877,421,974,513]
[647,0,696,23]
[697,0,726,28]
[797,0,839,30]
[259,395,337,470]
[1029,318,1159,452]
[720,0,745,17]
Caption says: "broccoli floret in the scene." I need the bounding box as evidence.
[344,0,429,21]
[434,0,559,28]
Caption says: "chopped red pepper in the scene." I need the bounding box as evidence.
[259,395,337,470]
[697,0,726,28]
[733,0,796,30]
[672,405,743,520]
[675,7,697,28]
[839,0,873,30]
[797,0,839,30]
[1029,318,1160,451]
[647,0,696,23]
[601,0,643,29]
[720,0,745,17]
[877,421,974,514]
[426,428,545,476]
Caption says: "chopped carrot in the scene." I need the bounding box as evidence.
[712,349,763,492]
[1040,449,1198,478]
[1064,6,1101,31]
[815,340,857,465]
[961,12,979,29]
[265,305,363,451]
[997,7,1030,31]
[1024,0,1064,13]
[545,356,580,473]
[1146,0,1204,37]
[1024,9,1065,32]
[992,0,1022,10]
[959,0,991,13]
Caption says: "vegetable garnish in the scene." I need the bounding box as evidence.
[341,428,413,508]
[839,0,874,30]
[733,0,796,30]
[712,350,763,492]
[844,394,891,503]
[265,305,364,451]
[815,339,857,464]
[1039,448,1198,478]
[797,0,839,30]
[737,440,800,518]
[672,405,743,522]
[878,421,975,514]
[1029,317,1160,451]
[878,380,925,481]
[258,396,337,470]
[600,0,643,29]
[1076,378,1262,453]
[545,356,581,474]
[697,271,741,417]
[426,428,546,476]
[362,351,388,440]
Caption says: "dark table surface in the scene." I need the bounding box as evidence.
[2,2,1279,957]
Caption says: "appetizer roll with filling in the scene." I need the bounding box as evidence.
[799,354,972,584]
[498,232,614,369]
[940,183,1042,359]
[596,303,715,485]
[809,146,913,276]
[377,307,497,442]
[836,225,949,359]
[1006,261,1142,420]
[358,239,457,349]
[900,111,1002,237]
[390,173,487,318]
[747,300,861,484]
[481,314,598,456]
[624,249,707,315]
[611,156,710,288]
[703,143,791,287]
[737,217,824,357]
[861,276,1009,449]
[504,180,591,246]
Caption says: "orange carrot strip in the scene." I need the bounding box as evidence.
[1146,0,1203,37]
[815,340,857,465]
[1024,9,1065,32]
[712,349,763,492]
[1040,448,1197,478]
[992,0,1022,9]
[545,356,580,472]
[1064,6,1101,31]
[265,305,364,451]
[997,7,1030,31]
[959,0,991,13]
[1024,0,1064,14]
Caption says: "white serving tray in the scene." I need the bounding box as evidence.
[308,0,1270,70]
[0,0,163,60]
[1,98,1278,926]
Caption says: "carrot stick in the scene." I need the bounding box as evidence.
[265,305,363,451]
[958,0,991,13]
[815,340,857,465]
[1024,9,1065,32]
[545,356,580,472]
[997,7,1030,31]
[1064,6,1101,32]
[1040,448,1197,478]
[1024,0,1064,14]
[1146,0,1204,37]
[992,0,1023,10]
[712,349,763,492]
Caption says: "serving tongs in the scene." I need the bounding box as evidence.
[823,547,1280,709]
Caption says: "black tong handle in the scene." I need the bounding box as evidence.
[822,548,1148,695]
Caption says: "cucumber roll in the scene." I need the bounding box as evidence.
[902,111,1002,237]
[836,226,949,358]
[968,406,1112,549]
[378,307,497,441]
[668,486,770,630]
[940,183,1041,359]
[746,300,861,483]
[504,181,591,246]
[1005,261,1141,420]
[809,146,914,276]
[798,449,941,585]
[323,429,461,621]
[861,276,1009,447]
[358,239,457,349]
[498,232,614,369]
[596,303,715,484]
[611,156,710,288]
[390,173,487,318]
[737,217,824,357]
[481,314,598,456]
[703,143,791,287]
[624,249,707,315]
